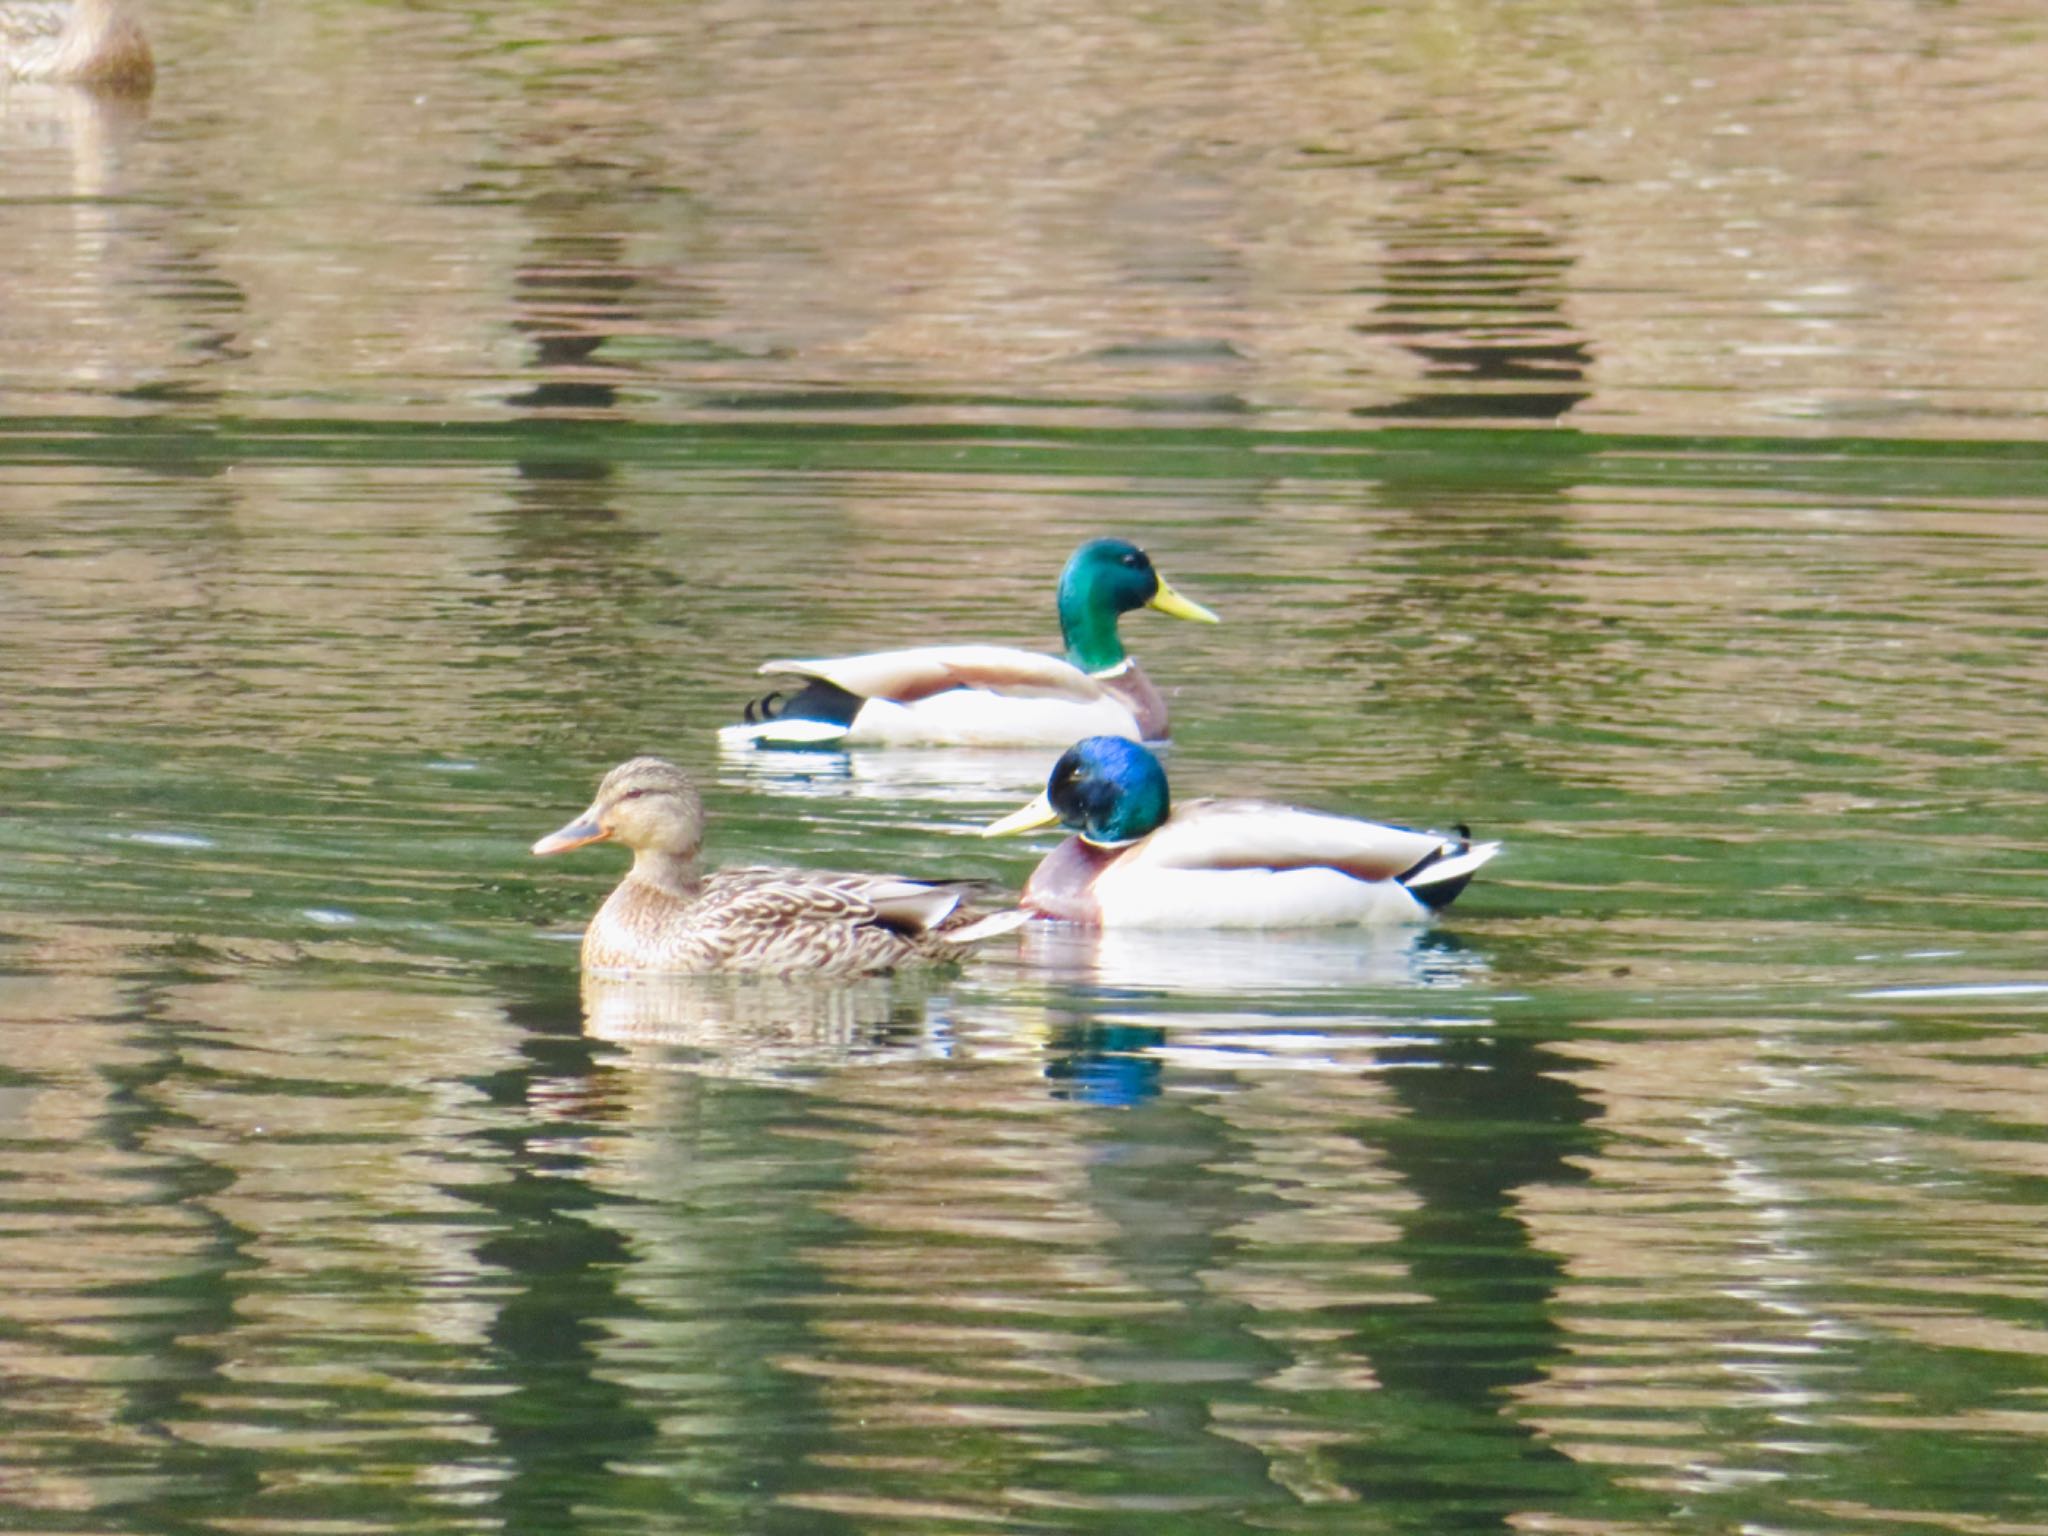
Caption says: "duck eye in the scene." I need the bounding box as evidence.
[618,788,647,801]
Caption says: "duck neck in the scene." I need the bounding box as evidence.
[1058,581,1127,675]
[630,847,703,899]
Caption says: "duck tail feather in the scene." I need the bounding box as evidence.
[867,885,965,936]
[1398,839,1502,912]
[947,908,1031,945]
[723,677,862,747]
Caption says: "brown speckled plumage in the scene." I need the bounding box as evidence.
[534,757,1022,977]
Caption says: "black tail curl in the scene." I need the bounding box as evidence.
[1395,825,1485,913]
[738,677,864,730]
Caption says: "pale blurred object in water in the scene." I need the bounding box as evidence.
[0,0,151,88]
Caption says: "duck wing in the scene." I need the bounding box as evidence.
[758,645,1107,705]
[1128,798,1469,883]
[699,867,1017,971]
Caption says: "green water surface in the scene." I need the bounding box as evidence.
[2,417,2046,1536]
[8,0,2048,1528]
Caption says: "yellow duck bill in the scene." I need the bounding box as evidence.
[1146,579,1219,624]
[982,790,1061,838]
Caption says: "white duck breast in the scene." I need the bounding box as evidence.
[1090,860,1441,928]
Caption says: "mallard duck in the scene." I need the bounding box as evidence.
[1,0,152,87]
[983,736,1500,927]
[533,756,1025,975]
[718,538,1219,750]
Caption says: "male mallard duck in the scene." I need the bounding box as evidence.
[983,736,1500,927]
[1,0,152,87]
[718,538,1218,750]
[534,756,1024,975]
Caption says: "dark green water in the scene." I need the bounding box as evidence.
[3,420,2046,1536]
[9,0,2048,1530]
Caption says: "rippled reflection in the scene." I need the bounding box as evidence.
[1015,921,1491,995]
[716,743,1061,807]
[8,1,2048,1514]
[578,970,972,1081]
[8,2,2048,433]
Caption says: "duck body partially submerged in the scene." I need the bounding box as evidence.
[720,539,1216,750]
[732,645,1172,749]
[986,737,1499,929]
[535,757,1022,975]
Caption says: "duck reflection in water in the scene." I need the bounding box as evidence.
[1017,921,1490,993]
[718,744,1062,807]
[1026,926,1488,1108]
[576,971,962,1081]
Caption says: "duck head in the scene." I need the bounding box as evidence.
[983,735,1172,847]
[533,756,707,866]
[1055,539,1218,674]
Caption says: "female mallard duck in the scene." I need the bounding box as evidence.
[1,0,152,86]
[534,756,1024,975]
[718,538,1218,750]
[983,736,1500,927]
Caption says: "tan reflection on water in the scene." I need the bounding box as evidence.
[5,1,2048,430]
[0,83,154,400]
[1532,492,2048,795]
[573,974,1484,1519]
[1512,1016,2048,1484]
[4,920,2046,1523]
[0,960,198,1499]
[0,963,527,1512]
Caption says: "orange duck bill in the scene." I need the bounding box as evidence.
[531,811,610,856]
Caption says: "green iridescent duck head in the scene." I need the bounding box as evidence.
[1054,539,1217,674]
[983,735,1173,847]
